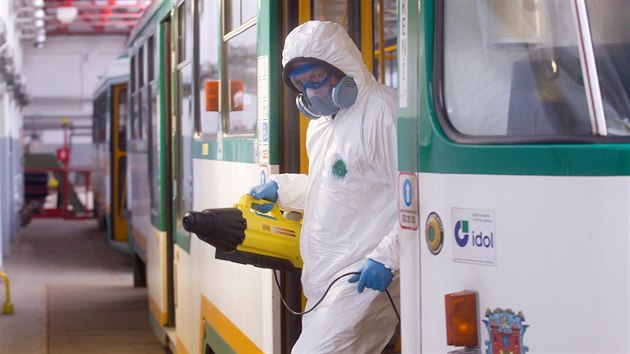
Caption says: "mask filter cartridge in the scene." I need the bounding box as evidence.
[296,76,358,120]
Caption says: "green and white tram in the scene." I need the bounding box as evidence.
[92,55,130,251]
[399,1,630,353]
[124,1,397,353]
[112,0,630,352]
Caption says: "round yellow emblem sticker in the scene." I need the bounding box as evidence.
[425,212,444,255]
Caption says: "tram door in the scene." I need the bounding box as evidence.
[111,83,128,242]
[172,0,194,254]
[398,2,630,353]
[278,1,399,352]
[295,0,399,170]
[161,15,176,327]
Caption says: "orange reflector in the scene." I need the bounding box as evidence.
[445,291,478,347]
[205,80,245,112]
[205,80,219,112]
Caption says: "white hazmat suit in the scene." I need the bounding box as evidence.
[271,21,400,353]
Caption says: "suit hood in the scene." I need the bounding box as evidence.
[282,21,376,97]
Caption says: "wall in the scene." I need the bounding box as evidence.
[1,14,126,261]
[22,35,126,152]
[0,0,26,260]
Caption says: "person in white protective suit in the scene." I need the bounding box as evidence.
[249,20,400,353]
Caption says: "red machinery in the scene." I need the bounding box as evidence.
[22,119,93,225]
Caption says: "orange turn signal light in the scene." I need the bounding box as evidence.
[445,291,478,347]
[205,80,245,112]
[205,80,219,112]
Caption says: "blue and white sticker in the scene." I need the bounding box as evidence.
[452,208,496,266]
[398,173,418,230]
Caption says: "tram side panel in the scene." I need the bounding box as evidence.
[418,174,629,352]
[170,1,284,352]
[191,159,279,353]
[125,0,175,332]
[399,1,630,353]
[130,0,397,352]
[92,90,110,230]
[128,146,150,261]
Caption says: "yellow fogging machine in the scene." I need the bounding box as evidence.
[182,195,303,272]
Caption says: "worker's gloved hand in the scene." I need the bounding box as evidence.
[348,259,393,293]
[248,181,278,213]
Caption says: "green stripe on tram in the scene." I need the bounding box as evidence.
[420,141,630,176]
[192,139,255,163]
[204,323,236,354]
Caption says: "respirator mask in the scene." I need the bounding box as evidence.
[285,60,358,120]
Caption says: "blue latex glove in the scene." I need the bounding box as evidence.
[248,181,278,213]
[348,259,393,293]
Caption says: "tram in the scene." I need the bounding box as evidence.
[119,1,397,353]
[95,0,630,353]
[400,1,630,353]
[92,55,130,253]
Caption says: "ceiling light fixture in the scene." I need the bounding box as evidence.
[57,7,78,24]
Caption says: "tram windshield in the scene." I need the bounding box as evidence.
[443,0,630,138]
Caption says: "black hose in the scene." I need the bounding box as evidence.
[273,270,400,322]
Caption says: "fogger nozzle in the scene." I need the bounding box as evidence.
[182,208,246,252]
[182,211,214,234]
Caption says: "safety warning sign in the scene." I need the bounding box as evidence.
[398,172,418,230]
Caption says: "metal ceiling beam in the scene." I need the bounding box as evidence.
[46,29,132,35]
[23,120,91,128]
[44,1,148,11]
[41,0,151,36]
[23,122,91,130]
[23,115,92,131]
[24,114,91,121]
[46,13,143,20]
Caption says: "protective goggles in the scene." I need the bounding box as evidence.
[287,62,333,93]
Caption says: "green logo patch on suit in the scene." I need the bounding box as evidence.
[331,158,348,179]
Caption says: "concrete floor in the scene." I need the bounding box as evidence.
[0,218,165,354]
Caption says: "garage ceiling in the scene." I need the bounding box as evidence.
[43,0,152,36]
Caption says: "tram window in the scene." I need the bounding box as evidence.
[148,35,155,83]
[442,0,630,138]
[198,0,220,137]
[141,91,149,141]
[93,92,106,143]
[312,0,398,86]
[225,23,257,135]
[178,67,194,135]
[130,55,137,140]
[225,0,257,34]
[139,45,149,141]
[148,33,159,212]
[118,88,128,151]
[130,55,136,94]
[443,1,587,137]
[130,52,142,141]
[177,0,193,64]
[373,0,398,88]
[585,0,630,136]
[138,46,145,88]
[131,91,141,140]
[149,81,159,212]
[313,0,350,32]
[177,64,194,224]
